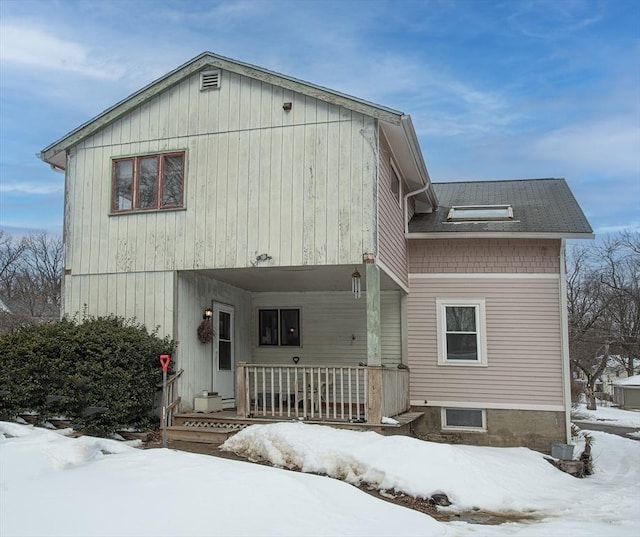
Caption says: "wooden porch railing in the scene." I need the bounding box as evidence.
[158,369,183,427]
[236,363,410,424]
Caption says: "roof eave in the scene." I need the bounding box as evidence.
[406,231,596,240]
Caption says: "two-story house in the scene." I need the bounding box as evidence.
[39,52,592,451]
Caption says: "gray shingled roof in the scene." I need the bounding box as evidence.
[408,178,593,236]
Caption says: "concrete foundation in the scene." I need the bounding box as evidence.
[410,406,566,453]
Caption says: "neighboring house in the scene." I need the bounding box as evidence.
[38,52,593,451]
[612,375,640,409]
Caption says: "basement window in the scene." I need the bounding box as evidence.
[447,205,513,222]
[442,408,486,431]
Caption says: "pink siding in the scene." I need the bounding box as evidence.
[377,132,408,287]
[408,238,561,274]
[407,276,564,406]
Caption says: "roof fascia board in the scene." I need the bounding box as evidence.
[406,232,595,240]
[399,115,438,207]
[209,55,402,124]
[40,52,402,164]
[40,55,215,163]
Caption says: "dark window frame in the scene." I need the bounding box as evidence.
[111,151,185,213]
[258,308,300,347]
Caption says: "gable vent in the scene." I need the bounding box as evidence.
[200,70,221,91]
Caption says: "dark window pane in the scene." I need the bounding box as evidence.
[259,310,278,345]
[113,160,133,210]
[219,341,231,370]
[446,306,476,332]
[138,157,158,208]
[446,334,478,360]
[390,166,399,201]
[446,408,483,428]
[161,155,183,207]
[219,311,231,340]
[280,309,300,346]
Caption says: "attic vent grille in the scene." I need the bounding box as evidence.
[200,70,221,91]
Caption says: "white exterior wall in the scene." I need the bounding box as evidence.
[64,69,377,286]
[175,272,251,410]
[250,291,402,367]
[63,271,175,337]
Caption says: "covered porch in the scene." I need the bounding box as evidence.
[175,260,412,426]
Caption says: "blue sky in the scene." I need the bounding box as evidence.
[1,0,638,237]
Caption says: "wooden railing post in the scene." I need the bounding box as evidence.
[367,366,383,424]
[236,362,247,417]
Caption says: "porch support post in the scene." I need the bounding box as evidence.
[365,262,381,366]
[236,362,247,417]
[367,366,383,424]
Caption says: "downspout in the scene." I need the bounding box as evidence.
[403,185,431,234]
[559,240,572,444]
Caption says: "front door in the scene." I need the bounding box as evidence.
[213,303,235,408]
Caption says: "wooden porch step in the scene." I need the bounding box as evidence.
[167,425,246,444]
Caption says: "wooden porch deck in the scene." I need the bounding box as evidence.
[167,409,424,445]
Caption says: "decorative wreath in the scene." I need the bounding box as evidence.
[197,320,215,344]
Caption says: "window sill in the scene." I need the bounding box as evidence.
[109,207,186,217]
[441,426,487,433]
[437,361,488,367]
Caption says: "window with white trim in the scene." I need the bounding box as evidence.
[112,152,185,213]
[436,298,487,366]
[258,308,300,346]
[442,408,486,430]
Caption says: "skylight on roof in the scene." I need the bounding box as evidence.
[447,205,513,222]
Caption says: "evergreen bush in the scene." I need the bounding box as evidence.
[0,315,175,436]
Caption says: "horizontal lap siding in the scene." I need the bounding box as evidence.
[69,69,377,277]
[407,277,563,406]
[377,133,408,287]
[250,291,401,367]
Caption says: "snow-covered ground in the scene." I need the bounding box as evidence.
[1,421,638,536]
[572,402,640,428]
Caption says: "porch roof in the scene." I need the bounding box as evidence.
[193,265,402,292]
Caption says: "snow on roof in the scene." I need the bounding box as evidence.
[613,375,640,386]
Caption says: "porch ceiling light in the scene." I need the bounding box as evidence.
[352,268,361,299]
[203,307,213,320]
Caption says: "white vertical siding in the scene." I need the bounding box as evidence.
[407,276,564,406]
[63,271,175,337]
[68,69,377,279]
[175,272,252,410]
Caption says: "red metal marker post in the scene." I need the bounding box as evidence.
[159,354,171,448]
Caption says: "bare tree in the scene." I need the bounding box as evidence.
[0,231,62,324]
[0,231,26,296]
[567,231,640,409]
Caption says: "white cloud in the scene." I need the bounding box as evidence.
[0,181,63,195]
[0,22,124,80]
[529,116,640,177]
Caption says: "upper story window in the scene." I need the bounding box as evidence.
[436,298,487,366]
[390,162,401,202]
[447,205,513,222]
[112,152,185,213]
